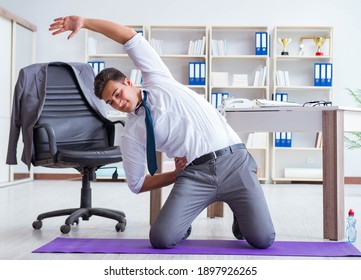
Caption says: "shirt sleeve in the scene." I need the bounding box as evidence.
[124,33,173,81]
[120,133,147,194]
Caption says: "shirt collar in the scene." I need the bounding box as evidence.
[134,90,145,115]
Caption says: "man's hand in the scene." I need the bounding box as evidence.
[175,157,187,173]
[49,16,136,45]
[49,16,84,40]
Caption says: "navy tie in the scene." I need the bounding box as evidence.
[139,91,158,175]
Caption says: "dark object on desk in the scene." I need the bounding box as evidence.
[13,62,126,234]
[303,100,332,107]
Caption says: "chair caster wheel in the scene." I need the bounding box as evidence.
[60,224,71,234]
[115,221,126,232]
[32,220,43,230]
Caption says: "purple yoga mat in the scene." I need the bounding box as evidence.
[32,238,361,257]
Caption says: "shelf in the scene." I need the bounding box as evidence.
[211,55,269,60]
[211,86,268,90]
[271,25,333,182]
[274,86,332,90]
[274,147,322,151]
[160,54,207,59]
[275,55,332,60]
[273,177,322,182]
[88,54,129,58]
[149,25,207,30]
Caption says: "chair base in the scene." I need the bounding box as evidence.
[33,207,126,234]
[32,167,126,234]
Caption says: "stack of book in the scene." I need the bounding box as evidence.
[255,32,268,55]
[188,37,206,55]
[211,39,227,55]
[314,63,332,86]
[232,74,248,87]
[273,92,292,147]
[129,69,142,85]
[88,61,105,75]
[284,167,322,179]
[275,132,292,147]
[275,70,290,86]
[188,62,206,85]
[210,72,229,87]
[315,132,323,148]
[274,92,289,102]
[253,66,267,86]
[246,132,268,148]
[211,92,229,108]
[87,37,97,55]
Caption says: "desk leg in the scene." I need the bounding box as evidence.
[207,202,224,218]
[149,152,163,225]
[150,189,161,225]
[322,110,345,240]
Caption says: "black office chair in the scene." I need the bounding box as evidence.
[31,62,126,234]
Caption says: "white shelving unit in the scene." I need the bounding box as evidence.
[209,26,270,181]
[272,26,333,182]
[209,26,270,102]
[83,24,335,183]
[148,25,208,98]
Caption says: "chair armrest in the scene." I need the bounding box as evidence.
[104,120,125,146]
[107,120,125,127]
[33,123,58,158]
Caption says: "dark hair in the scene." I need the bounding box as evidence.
[94,67,127,99]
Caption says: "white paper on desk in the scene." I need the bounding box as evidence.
[256,99,301,107]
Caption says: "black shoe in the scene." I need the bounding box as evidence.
[232,214,244,240]
[182,225,192,240]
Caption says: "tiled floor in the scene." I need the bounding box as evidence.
[0,179,360,260]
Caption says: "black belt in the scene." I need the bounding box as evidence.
[191,143,246,166]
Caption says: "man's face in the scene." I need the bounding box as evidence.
[102,78,140,113]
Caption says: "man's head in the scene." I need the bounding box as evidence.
[94,67,126,99]
[94,67,141,113]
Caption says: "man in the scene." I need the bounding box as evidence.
[49,16,275,249]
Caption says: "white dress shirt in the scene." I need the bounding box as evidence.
[121,33,241,193]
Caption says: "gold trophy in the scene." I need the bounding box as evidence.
[313,36,326,56]
[278,38,292,55]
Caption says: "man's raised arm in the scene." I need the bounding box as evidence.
[49,16,136,45]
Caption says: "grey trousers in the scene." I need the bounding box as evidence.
[149,148,275,249]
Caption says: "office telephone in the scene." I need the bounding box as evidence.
[222,98,254,109]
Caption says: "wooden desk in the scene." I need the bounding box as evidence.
[226,106,361,241]
[150,106,361,240]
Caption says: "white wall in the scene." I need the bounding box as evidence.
[1,0,361,176]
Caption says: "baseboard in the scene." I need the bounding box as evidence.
[13,173,32,180]
[33,173,125,182]
[344,177,361,184]
[14,173,361,184]
[34,173,81,180]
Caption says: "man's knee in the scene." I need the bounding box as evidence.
[149,226,178,249]
[247,231,276,249]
